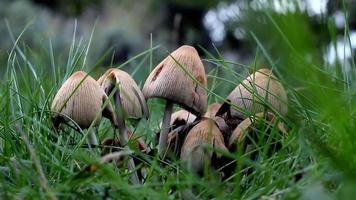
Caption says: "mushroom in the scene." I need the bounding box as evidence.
[156,109,197,158]
[51,71,116,147]
[143,45,208,158]
[98,68,149,184]
[228,112,287,149]
[97,68,149,145]
[101,131,150,156]
[180,118,228,175]
[220,111,287,178]
[100,131,150,182]
[157,109,196,152]
[101,131,150,179]
[225,68,288,119]
[204,103,221,118]
[98,68,149,121]
[160,109,196,130]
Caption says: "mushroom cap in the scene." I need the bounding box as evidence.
[180,118,228,173]
[160,109,196,128]
[51,71,114,129]
[98,68,149,119]
[171,109,196,125]
[227,68,288,118]
[204,103,221,118]
[143,45,208,116]
[228,112,287,148]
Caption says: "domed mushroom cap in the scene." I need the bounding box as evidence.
[204,103,221,118]
[51,71,114,128]
[180,118,228,173]
[98,68,149,119]
[143,45,208,116]
[227,68,288,118]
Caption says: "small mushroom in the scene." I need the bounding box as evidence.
[204,103,221,118]
[143,45,208,158]
[180,118,228,175]
[226,68,288,118]
[101,138,121,156]
[98,68,149,120]
[98,68,148,184]
[101,131,150,174]
[228,112,287,149]
[219,112,287,179]
[160,109,197,154]
[101,132,150,156]
[51,71,116,146]
[98,68,149,145]
[166,118,200,159]
[160,109,196,130]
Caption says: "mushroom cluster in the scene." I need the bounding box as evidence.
[51,45,288,184]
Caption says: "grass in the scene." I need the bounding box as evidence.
[1,5,356,200]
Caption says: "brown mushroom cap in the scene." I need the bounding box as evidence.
[143,45,208,116]
[204,103,222,118]
[51,71,115,129]
[227,68,288,118]
[180,118,228,173]
[98,68,149,119]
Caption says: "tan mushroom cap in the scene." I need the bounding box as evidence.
[98,68,149,119]
[143,45,208,116]
[180,118,228,173]
[228,112,287,148]
[227,68,288,118]
[204,103,221,118]
[51,71,115,129]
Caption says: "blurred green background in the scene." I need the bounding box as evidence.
[1,0,354,75]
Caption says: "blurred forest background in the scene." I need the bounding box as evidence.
[0,0,355,78]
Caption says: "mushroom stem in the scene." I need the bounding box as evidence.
[158,101,174,158]
[113,91,130,145]
[114,90,140,185]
